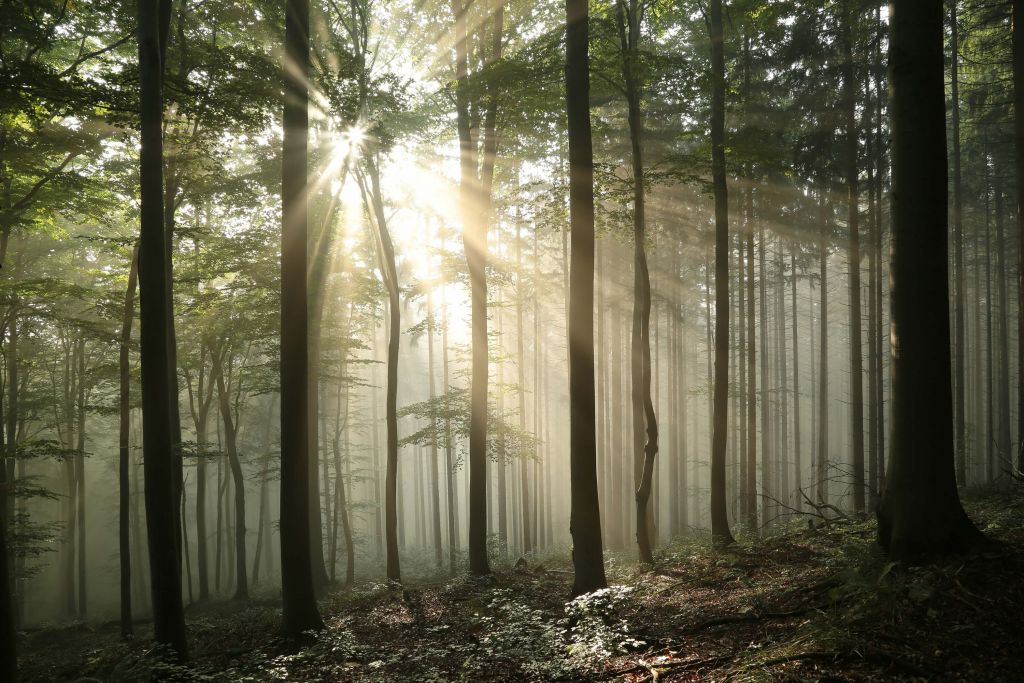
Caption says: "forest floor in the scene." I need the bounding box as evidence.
[18,485,1024,682]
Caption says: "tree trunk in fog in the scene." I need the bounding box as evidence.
[442,288,458,571]
[610,284,624,549]
[75,339,87,617]
[280,0,323,636]
[738,228,748,521]
[427,290,444,567]
[137,0,188,655]
[213,350,247,599]
[119,244,139,638]
[745,224,757,529]
[758,226,770,524]
[62,334,76,617]
[985,157,994,480]
[865,91,879,506]
[817,182,829,505]
[617,0,658,564]
[360,159,402,583]
[1013,0,1024,472]
[566,0,607,596]
[189,349,213,601]
[252,399,274,586]
[515,223,532,555]
[877,0,982,559]
[791,251,802,510]
[708,0,734,546]
[843,7,865,514]
[452,0,500,577]
[950,1,967,486]
[994,180,1012,464]
[0,299,16,680]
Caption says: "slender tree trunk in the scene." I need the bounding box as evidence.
[427,290,444,568]
[566,0,607,595]
[515,223,532,554]
[843,7,865,513]
[877,0,982,558]
[1012,0,1024,472]
[616,0,658,563]
[280,0,323,635]
[995,179,1012,463]
[213,351,247,599]
[75,339,87,617]
[137,0,187,655]
[817,181,829,505]
[950,0,967,485]
[119,245,139,638]
[360,160,402,582]
[791,252,802,510]
[708,0,734,546]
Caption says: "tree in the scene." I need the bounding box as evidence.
[708,0,735,547]
[876,0,982,560]
[615,0,659,565]
[566,0,607,596]
[119,244,139,639]
[1013,0,1024,472]
[280,0,324,637]
[452,0,503,577]
[358,156,402,583]
[137,0,188,659]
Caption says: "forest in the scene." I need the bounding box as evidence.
[2,0,1024,679]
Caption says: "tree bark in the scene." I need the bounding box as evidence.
[566,0,607,595]
[280,0,323,636]
[877,0,982,559]
[137,0,188,655]
[119,245,139,638]
[708,0,734,546]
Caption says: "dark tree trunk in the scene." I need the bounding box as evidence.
[515,223,532,555]
[360,159,401,583]
[877,0,982,559]
[452,0,493,576]
[212,351,247,600]
[1013,0,1024,472]
[709,0,734,546]
[75,339,87,617]
[817,181,829,505]
[280,0,323,636]
[566,0,607,595]
[119,245,139,639]
[616,0,658,564]
[950,0,967,485]
[137,0,187,656]
[843,5,865,513]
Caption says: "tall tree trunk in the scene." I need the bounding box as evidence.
[515,223,532,554]
[137,0,187,656]
[708,0,734,546]
[616,0,658,563]
[1012,0,1024,472]
[745,220,757,528]
[280,0,323,636]
[817,181,829,505]
[566,0,607,595]
[994,179,1012,463]
[877,0,982,559]
[119,245,139,638]
[442,288,458,571]
[452,0,497,577]
[950,0,967,485]
[360,159,402,583]
[213,351,247,599]
[75,339,87,617]
[791,251,802,509]
[843,6,865,513]
[427,290,444,567]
